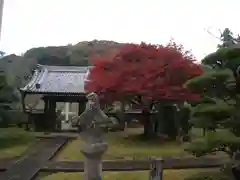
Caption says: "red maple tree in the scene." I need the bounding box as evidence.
[85,41,203,103]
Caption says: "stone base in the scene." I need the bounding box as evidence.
[81,142,108,180]
[81,142,108,157]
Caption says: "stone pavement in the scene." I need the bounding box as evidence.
[0,137,69,180]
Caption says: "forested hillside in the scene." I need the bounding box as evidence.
[24,40,124,66]
[0,40,124,88]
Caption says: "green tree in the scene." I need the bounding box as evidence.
[24,46,70,66]
[185,28,240,180]
[0,74,24,127]
[0,52,28,127]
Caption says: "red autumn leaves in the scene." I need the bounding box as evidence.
[85,41,203,102]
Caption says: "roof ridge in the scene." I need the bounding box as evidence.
[38,64,91,68]
[36,64,91,73]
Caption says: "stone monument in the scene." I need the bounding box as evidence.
[77,92,111,180]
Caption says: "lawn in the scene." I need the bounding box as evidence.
[55,127,231,161]
[40,169,221,180]
[0,128,35,158]
[55,128,188,161]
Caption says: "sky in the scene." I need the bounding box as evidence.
[1,0,240,60]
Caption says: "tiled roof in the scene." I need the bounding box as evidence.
[20,64,91,94]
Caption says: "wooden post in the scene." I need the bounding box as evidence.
[20,91,26,112]
[44,98,49,114]
[43,98,50,132]
[149,158,164,180]
[49,100,56,131]
[19,91,29,130]
[56,109,62,131]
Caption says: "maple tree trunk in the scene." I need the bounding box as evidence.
[143,117,155,137]
[165,105,178,139]
[116,112,125,131]
[117,102,125,131]
[155,103,166,136]
[142,105,155,138]
[156,115,163,135]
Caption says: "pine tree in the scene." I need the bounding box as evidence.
[185,28,240,180]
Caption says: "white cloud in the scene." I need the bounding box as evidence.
[1,0,239,60]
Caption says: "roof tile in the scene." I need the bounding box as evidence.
[21,64,90,94]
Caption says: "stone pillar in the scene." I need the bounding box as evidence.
[81,142,108,180]
[78,92,111,180]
